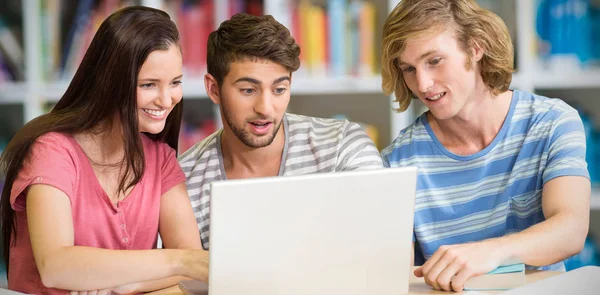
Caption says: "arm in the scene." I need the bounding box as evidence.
[494,176,589,265]
[127,182,208,293]
[27,184,205,291]
[415,176,590,292]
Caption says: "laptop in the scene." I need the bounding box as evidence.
[180,166,417,295]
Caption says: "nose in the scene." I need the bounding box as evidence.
[157,86,174,108]
[416,69,434,94]
[253,92,274,116]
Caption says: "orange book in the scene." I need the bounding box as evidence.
[359,1,376,76]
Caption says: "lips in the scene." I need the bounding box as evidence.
[248,120,273,135]
[425,92,446,101]
[249,120,271,127]
[143,108,167,117]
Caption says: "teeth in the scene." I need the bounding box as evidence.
[143,109,166,116]
[428,93,444,101]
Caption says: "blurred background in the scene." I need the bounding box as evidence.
[0,0,599,285]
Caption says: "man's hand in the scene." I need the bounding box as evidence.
[414,239,506,292]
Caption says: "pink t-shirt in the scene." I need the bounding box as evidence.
[8,132,186,294]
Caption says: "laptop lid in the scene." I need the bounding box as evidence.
[208,166,417,295]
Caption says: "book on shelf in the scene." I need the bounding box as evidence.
[277,0,379,79]
[536,0,599,69]
[0,16,24,81]
[25,0,257,85]
[38,0,380,84]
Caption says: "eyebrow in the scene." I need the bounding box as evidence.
[398,50,438,66]
[234,76,291,85]
[139,74,183,82]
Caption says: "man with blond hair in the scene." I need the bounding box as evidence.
[380,0,590,292]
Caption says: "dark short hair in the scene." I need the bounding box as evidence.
[207,13,301,85]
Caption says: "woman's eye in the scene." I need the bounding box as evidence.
[140,83,155,88]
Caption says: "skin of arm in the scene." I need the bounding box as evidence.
[414,176,590,292]
[126,182,207,293]
[27,183,208,291]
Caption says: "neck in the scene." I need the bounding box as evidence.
[428,87,513,155]
[75,120,126,166]
[220,121,286,179]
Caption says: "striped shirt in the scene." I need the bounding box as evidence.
[179,113,384,249]
[381,89,589,271]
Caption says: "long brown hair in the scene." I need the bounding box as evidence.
[0,6,182,271]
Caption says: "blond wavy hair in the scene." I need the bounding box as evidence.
[382,0,514,112]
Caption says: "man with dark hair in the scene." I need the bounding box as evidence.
[179,13,383,250]
[380,0,590,292]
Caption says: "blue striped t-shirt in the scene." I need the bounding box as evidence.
[381,89,589,271]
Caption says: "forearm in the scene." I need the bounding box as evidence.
[492,212,588,267]
[132,250,209,292]
[132,276,192,293]
[39,246,186,290]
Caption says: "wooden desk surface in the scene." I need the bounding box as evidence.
[147,268,560,295]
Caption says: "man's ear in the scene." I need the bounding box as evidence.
[205,73,220,105]
[471,40,484,62]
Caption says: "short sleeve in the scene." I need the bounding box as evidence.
[542,108,590,184]
[336,122,385,171]
[160,144,186,195]
[10,133,77,211]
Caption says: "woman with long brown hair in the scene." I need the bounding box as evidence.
[0,6,208,294]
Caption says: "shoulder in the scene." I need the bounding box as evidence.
[28,132,79,161]
[178,130,221,172]
[34,132,76,148]
[381,115,428,160]
[286,113,376,148]
[286,113,370,139]
[513,89,578,122]
[511,90,583,139]
[286,113,349,132]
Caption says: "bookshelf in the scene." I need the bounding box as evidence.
[0,0,599,207]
